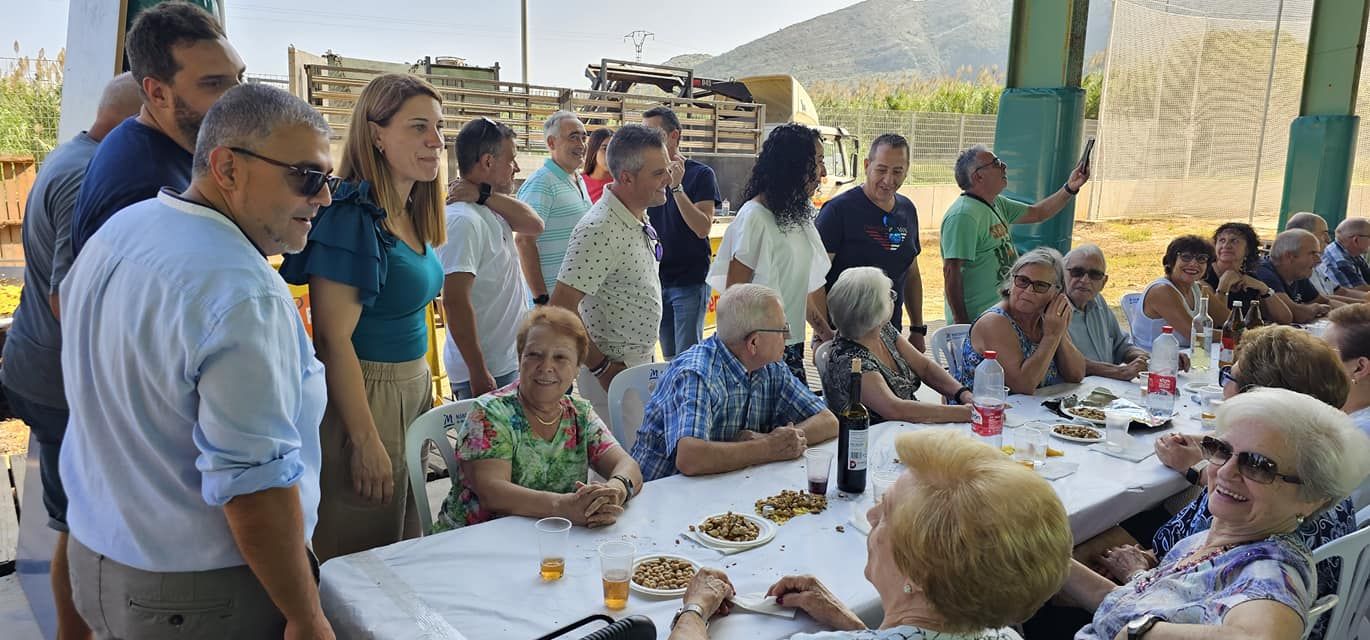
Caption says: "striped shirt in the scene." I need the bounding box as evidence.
[518,158,591,295]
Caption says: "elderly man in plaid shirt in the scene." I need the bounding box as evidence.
[631,284,838,481]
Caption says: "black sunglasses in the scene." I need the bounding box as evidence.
[1176,252,1211,265]
[1068,267,1106,281]
[230,147,340,197]
[1013,274,1057,294]
[1200,436,1302,485]
[1219,365,1242,389]
[642,222,663,262]
[974,156,1007,173]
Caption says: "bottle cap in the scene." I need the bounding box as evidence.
[1162,326,1173,333]
[984,350,998,359]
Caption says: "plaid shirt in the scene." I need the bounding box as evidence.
[630,335,828,481]
[1321,239,1370,289]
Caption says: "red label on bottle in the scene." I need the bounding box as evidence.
[1147,373,1177,395]
[971,404,1004,437]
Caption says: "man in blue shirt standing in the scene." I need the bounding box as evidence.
[60,84,335,639]
[0,71,140,640]
[811,134,926,350]
[69,1,245,257]
[631,284,837,481]
[643,106,722,358]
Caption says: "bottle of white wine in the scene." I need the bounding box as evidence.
[837,358,869,494]
[1190,296,1212,373]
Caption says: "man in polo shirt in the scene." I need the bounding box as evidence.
[1323,217,1370,293]
[552,124,669,421]
[643,105,722,359]
[1063,244,1176,381]
[439,117,546,399]
[812,133,926,351]
[940,144,1090,324]
[517,111,590,304]
[631,284,837,481]
[70,2,245,257]
[1255,229,1335,324]
[1286,212,1367,303]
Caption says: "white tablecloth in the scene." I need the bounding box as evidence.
[319,375,1205,640]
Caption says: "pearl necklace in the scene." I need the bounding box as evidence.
[1133,543,1238,593]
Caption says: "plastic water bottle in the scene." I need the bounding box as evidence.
[971,351,1006,448]
[1148,326,1179,422]
[721,199,732,215]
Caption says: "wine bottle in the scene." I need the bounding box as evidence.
[837,358,869,494]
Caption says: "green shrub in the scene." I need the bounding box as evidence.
[0,45,64,160]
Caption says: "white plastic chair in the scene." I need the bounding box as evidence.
[928,323,970,374]
[404,399,476,533]
[814,340,834,380]
[606,362,669,447]
[1120,292,1144,336]
[1305,525,1370,639]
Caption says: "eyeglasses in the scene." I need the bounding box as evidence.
[752,323,792,339]
[229,147,340,197]
[1067,267,1106,281]
[1218,365,1241,389]
[1013,274,1057,293]
[1200,435,1302,485]
[974,156,1007,173]
[882,214,906,251]
[1176,252,1211,265]
[642,222,663,262]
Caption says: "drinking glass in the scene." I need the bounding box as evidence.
[871,469,901,503]
[804,449,833,495]
[535,517,571,581]
[1015,422,1049,468]
[1104,411,1133,453]
[598,540,634,610]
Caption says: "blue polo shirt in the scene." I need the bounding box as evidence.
[647,159,721,286]
[70,117,192,257]
[1255,258,1320,305]
[816,187,921,328]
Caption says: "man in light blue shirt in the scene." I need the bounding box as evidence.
[517,111,591,302]
[60,84,334,638]
[1063,244,1160,380]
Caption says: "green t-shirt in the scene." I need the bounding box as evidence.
[940,194,1029,322]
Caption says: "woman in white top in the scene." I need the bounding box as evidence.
[709,123,830,383]
[1325,303,1370,509]
[1137,235,1232,350]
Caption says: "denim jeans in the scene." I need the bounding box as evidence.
[3,384,70,531]
[659,283,712,359]
[450,370,520,400]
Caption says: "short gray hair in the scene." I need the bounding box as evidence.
[606,124,667,181]
[543,110,581,142]
[1286,212,1325,234]
[716,284,783,344]
[999,247,1066,298]
[1218,387,1370,514]
[829,267,894,339]
[1063,243,1106,270]
[1271,229,1315,260]
[954,144,991,190]
[1336,217,1370,238]
[193,84,329,176]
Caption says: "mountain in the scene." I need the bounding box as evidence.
[662,0,1115,83]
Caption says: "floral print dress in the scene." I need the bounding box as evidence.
[431,382,621,532]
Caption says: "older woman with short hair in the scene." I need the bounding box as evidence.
[1067,388,1370,640]
[1208,222,1293,324]
[668,429,1073,639]
[1323,304,1370,509]
[431,306,643,532]
[1136,235,1232,350]
[820,267,972,422]
[956,247,1086,393]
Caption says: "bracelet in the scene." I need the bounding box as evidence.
[588,358,611,377]
[1063,182,1080,196]
[671,604,707,629]
[949,386,973,405]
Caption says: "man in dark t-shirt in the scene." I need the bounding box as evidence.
[812,134,926,350]
[1254,229,1333,323]
[71,2,245,257]
[644,106,723,358]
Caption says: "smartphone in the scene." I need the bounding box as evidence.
[1079,137,1096,171]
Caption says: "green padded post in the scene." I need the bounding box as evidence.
[1007,0,1089,89]
[996,88,1086,256]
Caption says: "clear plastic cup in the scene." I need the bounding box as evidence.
[1104,412,1133,453]
[1015,422,1049,468]
[535,517,571,581]
[871,469,901,503]
[1198,386,1224,429]
[598,540,634,610]
[804,449,833,495]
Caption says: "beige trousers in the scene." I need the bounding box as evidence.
[312,357,431,562]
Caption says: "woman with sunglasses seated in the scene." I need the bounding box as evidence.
[1135,235,1233,351]
[820,267,972,423]
[1060,386,1370,640]
[955,247,1086,393]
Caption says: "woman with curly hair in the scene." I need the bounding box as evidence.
[1206,221,1292,324]
[707,123,830,382]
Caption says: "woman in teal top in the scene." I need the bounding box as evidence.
[280,74,447,561]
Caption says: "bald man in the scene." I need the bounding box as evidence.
[1286,212,1366,303]
[1255,228,1336,323]
[0,71,141,639]
[1322,217,1370,294]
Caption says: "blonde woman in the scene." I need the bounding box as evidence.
[281,73,446,560]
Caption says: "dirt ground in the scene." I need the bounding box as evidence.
[0,420,27,456]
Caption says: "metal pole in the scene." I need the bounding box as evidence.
[1248,0,1285,225]
[521,0,529,83]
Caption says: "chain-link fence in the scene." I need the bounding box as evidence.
[0,56,63,164]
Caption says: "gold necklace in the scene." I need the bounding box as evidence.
[519,392,561,426]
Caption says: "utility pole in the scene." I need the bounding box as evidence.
[521,0,529,82]
[624,30,654,62]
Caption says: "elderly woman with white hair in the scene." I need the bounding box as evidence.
[819,267,972,422]
[955,247,1086,393]
[1061,387,1370,640]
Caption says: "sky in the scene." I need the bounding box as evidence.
[4,0,866,87]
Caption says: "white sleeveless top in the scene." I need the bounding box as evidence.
[1134,277,1200,350]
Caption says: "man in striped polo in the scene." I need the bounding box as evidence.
[517,111,591,305]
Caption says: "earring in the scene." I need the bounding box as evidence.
[902,583,913,594]
[376,145,384,154]
[1295,514,1306,526]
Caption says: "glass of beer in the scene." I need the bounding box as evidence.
[535,517,571,581]
[598,540,635,610]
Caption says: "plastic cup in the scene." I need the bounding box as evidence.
[871,469,901,503]
[1104,412,1133,453]
[805,449,833,495]
[535,517,571,581]
[598,540,634,610]
[1015,422,1049,468]
[1198,386,1223,428]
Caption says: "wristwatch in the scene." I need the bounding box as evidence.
[611,474,635,502]
[476,182,493,205]
[669,184,684,194]
[532,293,550,305]
[671,603,706,629]
[1063,182,1080,196]
[1127,614,1164,638]
[1185,460,1210,485]
[908,324,928,336]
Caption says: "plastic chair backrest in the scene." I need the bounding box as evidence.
[404,399,476,533]
[606,363,669,446]
[814,340,834,380]
[928,324,970,373]
[1120,292,1144,337]
[1308,525,1370,639]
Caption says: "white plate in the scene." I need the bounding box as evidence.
[1049,424,1105,444]
[629,554,700,597]
[695,512,776,548]
[1061,406,1109,425]
[1183,381,1217,394]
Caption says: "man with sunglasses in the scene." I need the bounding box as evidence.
[1254,229,1336,324]
[1063,244,1167,381]
[940,144,1090,324]
[58,84,335,638]
[1322,217,1370,293]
